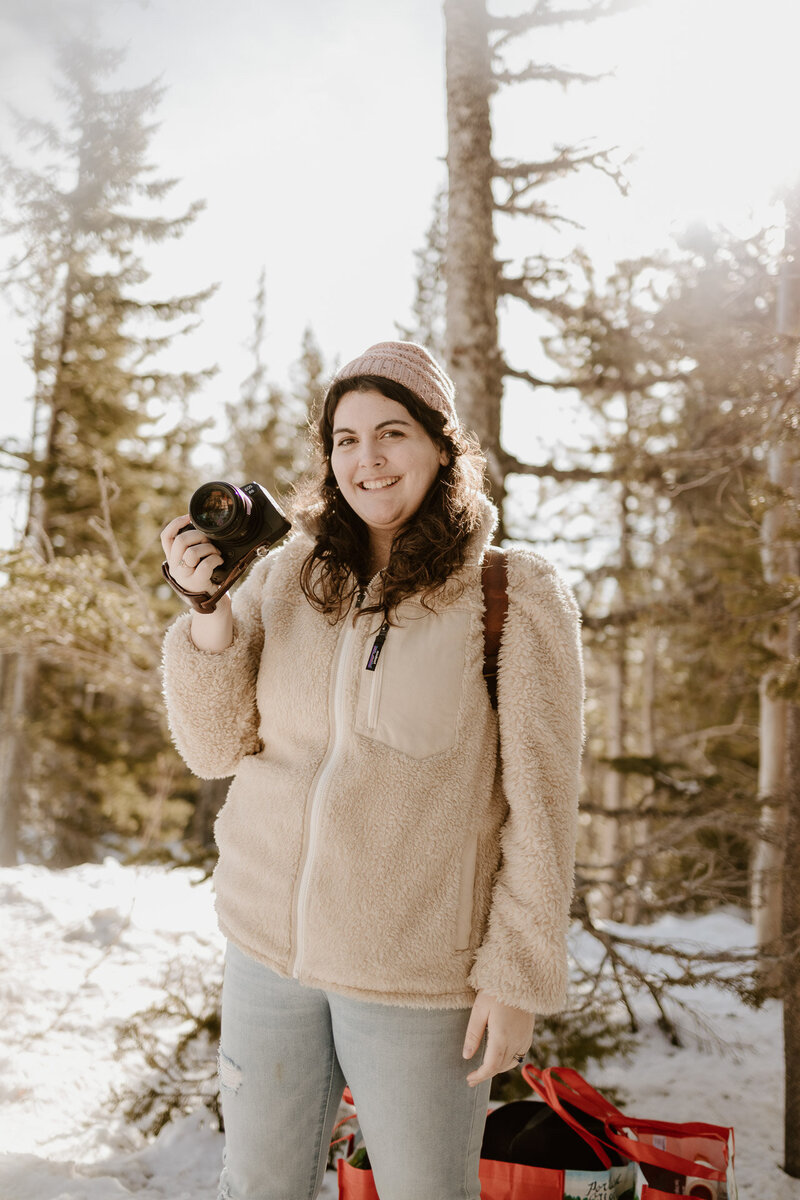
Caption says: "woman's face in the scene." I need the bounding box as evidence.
[329,388,448,556]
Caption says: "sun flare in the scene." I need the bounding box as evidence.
[613,0,800,228]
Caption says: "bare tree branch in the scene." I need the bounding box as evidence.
[503,353,690,396]
[502,362,582,390]
[493,63,608,87]
[495,198,585,225]
[490,0,643,49]
[493,144,629,199]
[498,448,612,482]
[88,455,163,640]
[498,275,577,320]
[667,457,750,496]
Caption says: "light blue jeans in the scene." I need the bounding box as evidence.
[217,941,491,1200]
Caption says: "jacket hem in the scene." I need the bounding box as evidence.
[220,925,477,1010]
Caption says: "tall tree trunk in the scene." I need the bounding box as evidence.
[443,0,505,516]
[785,506,800,1176]
[781,188,800,1178]
[753,659,786,981]
[0,653,35,865]
[0,341,54,865]
[623,621,656,925]
[596,480,632,919]
[190,778,229,850]
[753,192,800,987]
[596,633,625,920]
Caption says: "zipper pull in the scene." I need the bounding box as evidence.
[366,621,389,671]
[355,588,367,609]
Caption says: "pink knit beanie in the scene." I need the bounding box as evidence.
[331,341,458,428]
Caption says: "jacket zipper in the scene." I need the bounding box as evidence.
[291,586,367,980]
[366,648,384,730]
[365,620,389,730]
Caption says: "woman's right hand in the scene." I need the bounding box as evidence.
[161,515,233,651]
[160,514,225,598]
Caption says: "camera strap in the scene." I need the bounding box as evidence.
[481,546,508,711]
[161,544,267,614]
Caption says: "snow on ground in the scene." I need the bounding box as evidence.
[0,859,796,1199]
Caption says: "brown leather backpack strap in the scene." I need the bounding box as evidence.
[481,546,508,710]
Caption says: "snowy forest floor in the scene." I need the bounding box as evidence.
[0,860,797,1200]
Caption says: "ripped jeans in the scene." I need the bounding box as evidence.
[217,941,491,1200]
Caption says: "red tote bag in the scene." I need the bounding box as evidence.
[338,1154,565,1200]
[523,1065,736,1197]
[337,1067,735,1199]
[335,1081,568,1200]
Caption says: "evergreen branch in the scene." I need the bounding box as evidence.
[490,0,642,46]
[575,799,753,825]
[581,605,672,631]
[0,243,36,279]
[502,361,584,390]
[576,368,690,391]
[666,457,750,496]
[670,719,749,747]
[608,951,639,1032]
[498,276,577,319]
[493,63,608,87]
[88,455,164,643]
[581,918,758,971]
[0,444,30,466]
[494,145,624,186]
[495,199,584,226]
[498,449,612,482]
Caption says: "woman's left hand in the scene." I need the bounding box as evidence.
[462,989,535,1087]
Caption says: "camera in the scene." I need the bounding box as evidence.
[183,480,291,585]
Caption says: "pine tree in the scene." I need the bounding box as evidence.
[291,324,327,428]
[397,187,448,361]
[443,0,632,517]
[0,39,215,864]
[223,270,310,499]
[777,184,800,1171]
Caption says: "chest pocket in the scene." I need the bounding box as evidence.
[354,608,471,759]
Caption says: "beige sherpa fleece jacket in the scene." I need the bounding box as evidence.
[161,498,584,1014]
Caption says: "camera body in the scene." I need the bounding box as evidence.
[183,480,291,586]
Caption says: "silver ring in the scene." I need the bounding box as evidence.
[179,557,188,568]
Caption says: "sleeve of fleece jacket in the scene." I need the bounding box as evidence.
[160,553,275,779]
[468,548,585,1015]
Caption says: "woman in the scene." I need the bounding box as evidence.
[160,340,584,1200]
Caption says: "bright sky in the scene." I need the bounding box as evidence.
[1,0,799,542]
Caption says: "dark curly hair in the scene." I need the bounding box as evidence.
[293,375,488,621]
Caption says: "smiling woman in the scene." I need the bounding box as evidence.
[160,338,585,1199]
[329,389,448,572]
[297,343,488,621]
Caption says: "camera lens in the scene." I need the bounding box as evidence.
[190,482,251,538]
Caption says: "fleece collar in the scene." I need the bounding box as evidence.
[464,493,499,566]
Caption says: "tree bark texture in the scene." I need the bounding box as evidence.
[782,190,800,1168]
[753,660,786,967]
[0,653,35,866]
[595,480,632,920]
[754,191,800,982]
[595,637,625,920]
[623,621,656,925]
[784,567,800,1177]
[776,189,800,1175]
[443,0,505,510]
[191,778,229,849]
